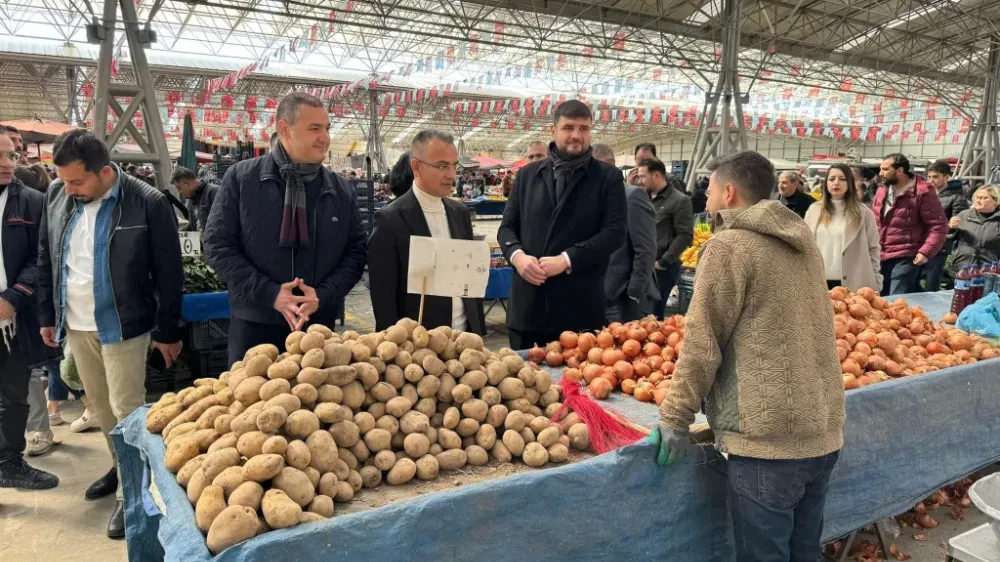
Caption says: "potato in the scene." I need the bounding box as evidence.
[368,357,386,376]
[165,437,201,473]
[228,400,246,416]
[333,481,354,503]
[455,418,480,437]
[299,348,324,370]
[403,433,430,458]
[528,416,551,435]
[486,405,509,428]
[547,443,569,463]
[284,439,312,470]
[384,325,407,345]
[307,323,334,339]
[246,343,280,362]
[368,402,387,420]
[234,376,268,406]
[462,435,476,449]
[455,332,483,353]
[426,329,448,354]
[410,325,429,348]
[566,423,590,451]
[502,354,525,375]
[286,331,306,354]
[307,494,335,517]
[341,330,360,341]
[435,449,467,471]
[255,406,288,434]
[299,332,325,353]
[212,466,246,499]
[458,348,482,371]
[476,386,499,407]
[363,428,392,452]
[502,430,525,456]
[475,424,497,449]
[458,371,487,392]
[273,467,315,507]
[391,431,405,449]
[314,402,351,424]
[371,449,394,471]
[522,442,549,467]
[209,413,235,436]
[341,381,366,410]
[196,485,228,532]
[401,384,419,406]
[146,403,185,434]
[504,410,527,432]
[164,421,198,446]
[429,443,443,456]
[375,341,398,363]
[187,469,210,503]
[262,489,302,529]
[215,387,236,407]
[436,373,456,402]
[460,399,488,423]
[299,511,325,524]
[520,427,535,445]
[150,392,177,411]
[359,465,382,488]
[415,375,441,399]
[318,472,339,498]
[437,428,462,450]
[450,384,473,404]
[375,415,400,435]
[537,426,560,448]
[190,428,221,452]
[265,359,299,381]
[322,343,353,368]
[498,378,525,400]
[386,458,417,485]
[329,420,361,448]
[403,363,425,384]
[228,481,265,511]
[229,410,259,437]
[206,505,259,555]
[306,430,339,473]
[176,454,207,488]
[399,411,429,435]
[236,431,268,458]
[353,362,380,390]
[183,386,214,407]
[282,409,320,440]
[558,434,571,449]
[347,470,363,492]
[381,397,409,419]
[226,370,250,392]
[524,388,540,406]
[349,440,371,462]
[465,445,489,466]
[369,382,396,403]
[534,370,553,393]
[354,412,376,434]
[485,362,508,386]
[291,367,322,389]
[349,342,371,362]
[202,448,241,481]
[241,454,284,482]
[316,384,343,404]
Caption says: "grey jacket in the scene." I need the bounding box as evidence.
[183,180,219,232]
[605,186,659,305]
[650,185,694,268]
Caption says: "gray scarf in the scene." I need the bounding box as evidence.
[548,142,592,200]
[271,141,322,248]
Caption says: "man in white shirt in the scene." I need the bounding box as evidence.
[367,130,486,334]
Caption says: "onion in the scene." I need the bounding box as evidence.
[621,339,641,358]
[588,377,613,399]
[527,345,546,363]
[596,331,615,349]
[545,350,563,367]
[946,334,973,351]
[559,331,579,350]
[577,333,596,353]
[613,360,634,381]
[563,368,583,382]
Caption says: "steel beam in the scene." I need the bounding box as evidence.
[957,36,1000,181]
[686,0,747,190]
[366,90,386,173]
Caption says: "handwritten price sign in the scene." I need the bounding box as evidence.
[179,231,202,257]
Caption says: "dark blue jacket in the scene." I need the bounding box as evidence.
[203,155,367,327]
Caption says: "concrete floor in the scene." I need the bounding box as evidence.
[0,217,992,561]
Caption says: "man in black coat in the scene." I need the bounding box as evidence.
[776,171,814,218]
[924,159,970,291]
[171,166,219,232]
[367,131,486,334]
[0,128,59,491]
[498,100,627,349]
[203,93,367,364]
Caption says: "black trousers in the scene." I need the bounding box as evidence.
[0,347,32,463]
[508,329,561,351]
[606,295,645,324]
[228,318,295,366]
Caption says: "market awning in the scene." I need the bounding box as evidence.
[458,157,480,169]
[472,156,512,169]
[0,119,81,143]
[510,158,528,170]
[170,150,215,163]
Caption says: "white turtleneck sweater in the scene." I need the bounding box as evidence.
[815,198,847,281]
[412,184,468,331]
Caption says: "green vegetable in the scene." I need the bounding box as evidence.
[183,255,226,294]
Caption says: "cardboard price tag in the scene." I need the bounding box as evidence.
[407,236,489,298]
[179,231,202,257]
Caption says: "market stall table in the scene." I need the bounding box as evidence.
[114,290,1000,561]
[484,267,512,316]
[471,198,507,218]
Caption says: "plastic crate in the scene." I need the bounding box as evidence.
[188,318,230,351]
[191,349,230,380]
[349,179,376,236]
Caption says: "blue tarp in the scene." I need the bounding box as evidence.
[182,292,230,322]
[471,200,507,217]
[115,291,1000,560]
[485,267,512,300]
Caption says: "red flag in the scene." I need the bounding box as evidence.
[328,10,336,32]
[839,77,852,92]
[613,32,626,51]
[494,22,505,43]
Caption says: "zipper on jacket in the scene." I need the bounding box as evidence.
[55,202,77,336]
[108,203,124,342]
[310,191,335,287]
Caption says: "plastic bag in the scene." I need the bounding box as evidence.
[956,292,1000,341]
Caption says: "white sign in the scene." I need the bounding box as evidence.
[407,236,490,298]
[179,231,202,257]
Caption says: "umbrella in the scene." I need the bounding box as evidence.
[458,157,480,170]
[472,156,512,169]
[0,119,80,144]
[510,158,529,170]
[178,113,197,172]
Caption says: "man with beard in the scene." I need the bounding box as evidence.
[873,154,948,295]
[38,129,183,538]
[5,126,29,165]
[498,100,626,348]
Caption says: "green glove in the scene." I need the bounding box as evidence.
[649,423,692,466]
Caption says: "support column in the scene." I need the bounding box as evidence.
[957,36,1000,181]
[685,0,747,190]
[66,66,79,125]
[89,0,174,193]
[365,90,386,173]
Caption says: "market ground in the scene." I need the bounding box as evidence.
[0,219,991,561]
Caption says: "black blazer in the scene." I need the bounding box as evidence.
[498,156,627,334]
[367,189,486,335]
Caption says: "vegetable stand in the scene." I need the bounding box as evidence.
[116,291,1000,561]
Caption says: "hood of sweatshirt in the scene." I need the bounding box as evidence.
[714,199,814,254]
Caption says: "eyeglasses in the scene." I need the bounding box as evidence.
[413,157,459,172]
[0,152,22,163]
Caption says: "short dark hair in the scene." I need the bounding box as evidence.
[14,164,51,192]
[388,152,414,198]
[928,159,952,177]
[707,151,775,205]
[552,100,592,123]
[634,143,657,157]
[4,125,18,134]
[883,153,911,176]
[52,129,111,173]
[171,166,197,183]
[638,158,668,179]
[276,92,324,125]
[411,129,454,157]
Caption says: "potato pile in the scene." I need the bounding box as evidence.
[145,319,590,554]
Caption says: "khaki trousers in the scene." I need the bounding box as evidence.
[66,329,149,500]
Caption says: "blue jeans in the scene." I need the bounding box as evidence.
[653,263,681,320]
[921,251,948,292]
[728,450,840,562]
[880,258,921,295]
[42,359,82,402]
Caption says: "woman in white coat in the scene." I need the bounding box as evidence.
[805,163,884,292]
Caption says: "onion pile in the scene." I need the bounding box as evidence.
[830,287,997,390]
[529,317,686,406]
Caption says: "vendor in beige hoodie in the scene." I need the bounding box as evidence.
[804,163,883,293]
[650,151,845,562]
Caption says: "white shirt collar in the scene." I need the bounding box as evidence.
[412,182,444,212]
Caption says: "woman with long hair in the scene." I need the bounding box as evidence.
[804,163,883,292]
[388,152,414,198]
